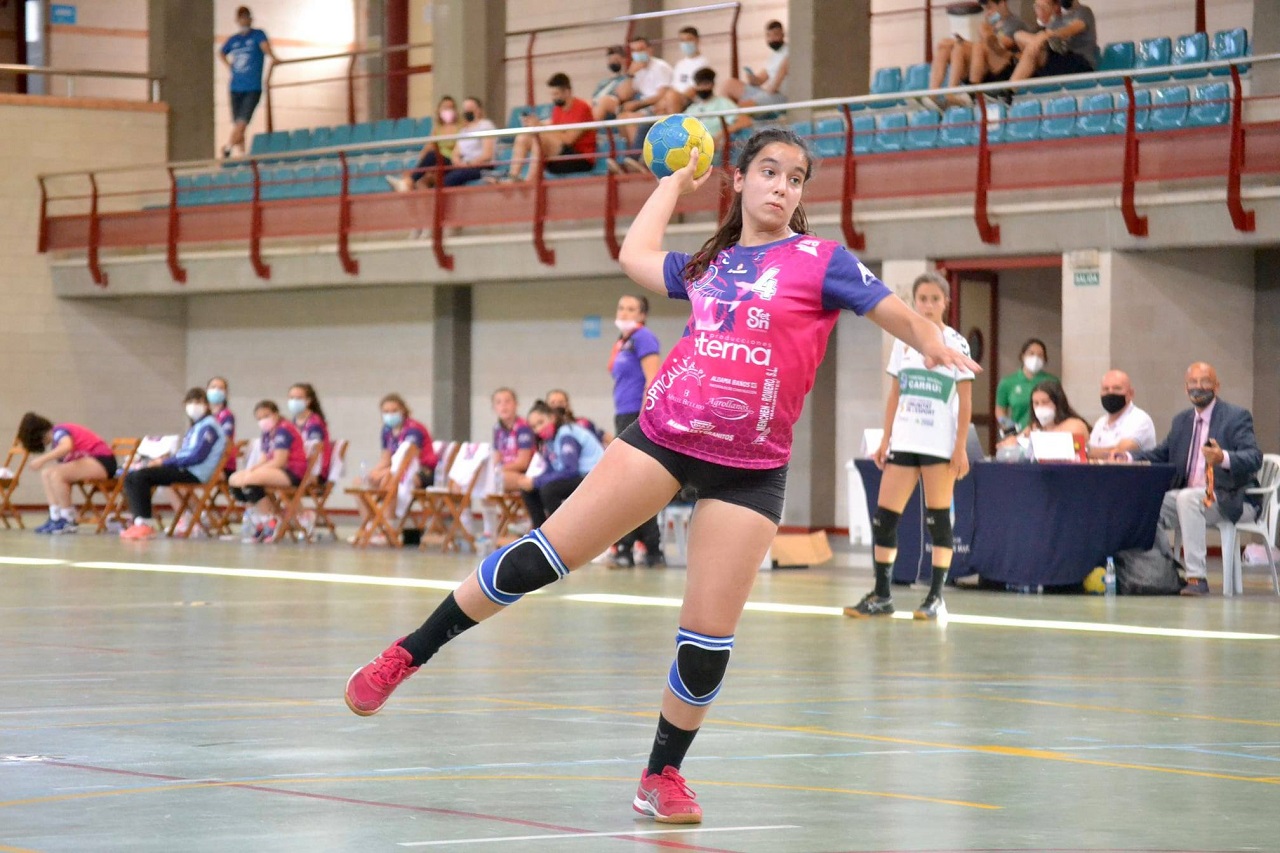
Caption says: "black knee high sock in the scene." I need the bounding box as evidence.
[929,566,948,597]
[873,559,893,598]
[398,592,478,667]
[647,714,699,775]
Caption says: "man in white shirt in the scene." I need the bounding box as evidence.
[1087,369,1157,459]
[657,26,710,115]
[723,19,789,108]
[603,35,673,172]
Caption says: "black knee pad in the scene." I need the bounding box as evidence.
[476,529,568,606]
[872,507,901,550]
[667,629,734,706]
[925,507,954,550]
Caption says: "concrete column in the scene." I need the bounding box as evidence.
[431,0,506,123]
[786,335,839,530]
[432,285,472,441]
[1059,250,1112,413]
[628,0,663,45]
[1254,250,1280,453]
[1254,0,1280,98]
[787,0,869,103]
[148,0,214,161]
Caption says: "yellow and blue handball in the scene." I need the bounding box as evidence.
[643,114,715,179]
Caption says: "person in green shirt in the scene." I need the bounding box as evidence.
[995,337,1057,429]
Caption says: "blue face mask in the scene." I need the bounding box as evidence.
[680,41,696,56]
[383,412,403,429]
[206,388,226,406]
[988,11,1002,24]
[287,398,307,417]
[631,51,648,63]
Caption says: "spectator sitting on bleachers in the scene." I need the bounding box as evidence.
[388,96,460,192]
[545,388,610,445]
[497,73,596,181]
[491,387,537,491]
[1011,0,1100,84]
[206,376,236,477]
[19,412,116,536]
[228,400,307,542]
[1087,369,1157,459]
[219,6,277,159]
[685,67,753,137]
[723,19,789,109]
[602,36,674,172]
[287,382,333,484]
[656,27,711,115]
[118,388,228,541]
[592,46,632,121]
[516,400,605,527]
[392,96,495,191]
[930,1,1028,108]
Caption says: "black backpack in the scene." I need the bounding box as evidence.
[1115,546,1182,595]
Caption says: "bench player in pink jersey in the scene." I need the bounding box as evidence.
[18,412,116,535]
[343,127,979,823]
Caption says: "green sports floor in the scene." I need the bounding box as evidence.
[1,531,1277,852]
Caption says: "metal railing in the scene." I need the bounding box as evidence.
[0,64,161,102]
[36,52,1277,288]
[263,40,433,133]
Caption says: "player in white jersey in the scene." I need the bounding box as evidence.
[846,273,974,620]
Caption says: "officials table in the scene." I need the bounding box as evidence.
[853,460,1177,588]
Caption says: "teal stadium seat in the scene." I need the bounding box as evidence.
[852,114,875,154]
[1172,32,1210,80]
[349,122,375,147]
[1209,28,1249,76]
[1112,88,1152,133]
[309,126,336,151]
[392,117,416,138]
[371,119,399,141]
[812,117,846,158]
[1150,86,1190,131]
[1076,92,1114,136]
[415,116,434,137]
[982,101,1007,143]
[351,159,388,194]
[902,63,930,93]
[313,163,342,196]
[327,124,353,149]
[1004,99,1042,142]
[289,165,317,199]
[260,165,293,201]
[938,106,976,147]
[789,120,812,144]
[869,67,904,109]
[872,113,908,153]
[1041,95,1078,139]
[906,110,938,150]
[1097,42,1136,86]
[286,128,313,154]
[249,131,288,158]
[1135,37,1173,82]
[1188,82,1230,127]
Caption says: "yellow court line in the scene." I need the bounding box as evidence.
[0,844,41,853]
[0,772,995,811]
[951,694,1280,728]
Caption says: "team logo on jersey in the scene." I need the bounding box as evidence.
[796,239,821,257]
[708,396,752,421]
[694,333,772,366]
[688,261,777,335]
[645,357,705,411]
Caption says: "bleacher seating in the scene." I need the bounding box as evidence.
[1172,31,1210,79]
[1136,36,1174,82]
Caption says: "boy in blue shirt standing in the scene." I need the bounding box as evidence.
[220,6,276,158]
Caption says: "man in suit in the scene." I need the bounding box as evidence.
[1127,362,1261,595]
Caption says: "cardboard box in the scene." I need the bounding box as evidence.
[769,531,833,569]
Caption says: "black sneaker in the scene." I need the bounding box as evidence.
[611,550,636,569]
[644,552,666,568]
[913,594,947,620]
[844,593,895,618]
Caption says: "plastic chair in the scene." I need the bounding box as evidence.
[391,117,416,138]
[249,130,288,157]
[811,116,845,158]
[872,112,908,153]
[260,165,293,201]
[415,116,435,137]
[286,128,313,154]
[981,100,1007,144]
[371,118,399,141]
[1150,86,1190,131]
[1097,42,1136,86]
[290,165,317,199]
[870,67,904,108]
[1076,91,1115,136]
[312,163,342,196]
[1217,453,1280,596]
[1111,89,1152,134]
[1210,28,1249,76]
[906,109,938,150]
[939,106,976,147]
[1004,99,1042,143]
[1135,36,1173,82]
[349,122,375,147]
[902,62,930,93]
[1172,32,1210,80]
[1188,82,1230,127]
[327,124,353,148]
[1041,95,1078,139]
[852,114,875,154]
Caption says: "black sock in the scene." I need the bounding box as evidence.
[398,592,478,667]
[928,566,948,598]
[873,559,893,598]
[646,714,698,776]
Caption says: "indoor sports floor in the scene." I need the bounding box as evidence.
[1,533,1277,852]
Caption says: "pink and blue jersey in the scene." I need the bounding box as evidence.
[261,420,308,482]
[382,417,437,472]
[215,408,237,472]
[52,423,112,463]
[297,413,333,480]
[642,235,892,469]
[611,326,661,415]
[493,418,536,465]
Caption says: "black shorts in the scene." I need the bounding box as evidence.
[885,450,949,468]
[1038,51,1094,79]
[983,61,1016,84]
[546,145,594,174]
[94,454,119,479]
[618,421,788,525]
[230,89,262,124]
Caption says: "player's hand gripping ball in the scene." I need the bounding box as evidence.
[643,114,715,179]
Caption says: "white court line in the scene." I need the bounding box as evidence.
[0,556,71,566]
[398,824,800,847]
[66,561,462,592]
[562,593,1280,641]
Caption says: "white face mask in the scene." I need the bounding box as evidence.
[1023,355,1045,375]
[186,404,207,421]
[258,417,274,433]
[615,319,640,334]
[1034,406,1057,427]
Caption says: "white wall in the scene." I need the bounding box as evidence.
[997,266,1063,391]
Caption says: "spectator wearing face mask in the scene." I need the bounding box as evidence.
[1086,369,1157,459]
[367,393,437,492]
[545,388,610,445]
[656,27,710,115]
[995,337,1057,431]
[609,293,664,567]
[206,376,237,475]
[592,46,633,121]
[287,382,333,483]
[685,67,753,137]
[998,380,1089,452]
[388,96,461,191]
[516,401,606,527]
[118,389,229,541]
[722,19,789,108]
[603,36,675,172]
[1011,0,1100,83]
[228,400,309,542]
[498,73,597,181]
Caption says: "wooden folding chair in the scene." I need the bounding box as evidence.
[420,442,491,553]
[485,491,531,546]
[76,437,140,533]
[261,443,324,543]
[344,444,418,547]
[164,441,238,539]
[407,441,459,540]
[304,438,347,541]
[0,440,29,530]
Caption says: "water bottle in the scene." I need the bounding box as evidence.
[357,460,368,486]
[1104,556,1117,596]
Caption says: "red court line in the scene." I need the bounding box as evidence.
[40,761,737,852]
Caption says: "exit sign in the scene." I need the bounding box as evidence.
[1073,269,1100,286]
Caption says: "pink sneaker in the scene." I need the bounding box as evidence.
[632,766,702,824]
[120,522,157,541]
[344,639,419,716]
